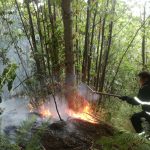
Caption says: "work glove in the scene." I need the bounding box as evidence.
[119,96,131,101]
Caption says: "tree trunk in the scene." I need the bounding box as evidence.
[48,0,60,81]
[35,4,47,74]
[62,0,76,87]
[99,0,116,94]
[142,4,146,70]
[87,2,98,85]
[94,17,102,88]
[75,0,80,83]
[96,0,109,90]
[41,4,51,75]
[82,0,91,82]
[25,0,43,77]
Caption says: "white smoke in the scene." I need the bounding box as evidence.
[0,83,100,132]
[78,83,100,101]
[0,97,29,132]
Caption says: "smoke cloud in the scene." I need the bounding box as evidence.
[0,83,100,132]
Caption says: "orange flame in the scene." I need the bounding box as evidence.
[67,101,97,123]
[30,94,97,123]
[37,101,97,123]
[39,105,52,118]
[67,92,97,123]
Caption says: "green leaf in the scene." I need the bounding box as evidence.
[0,63,18,94]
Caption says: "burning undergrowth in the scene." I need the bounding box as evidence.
[29,83,101,124]
[17,85,115,150]
[29,95,98,124]
[1,84,113,150]
[29,85,102,123]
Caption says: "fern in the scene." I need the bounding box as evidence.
[15,117,49,150]
[15,117,36,145]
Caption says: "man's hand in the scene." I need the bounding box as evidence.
[119,96,131,101]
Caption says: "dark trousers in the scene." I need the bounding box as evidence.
[130,111,150,133]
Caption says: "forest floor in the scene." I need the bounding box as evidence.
[32,118,114,150]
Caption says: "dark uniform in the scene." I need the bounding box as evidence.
[121,81,150,133]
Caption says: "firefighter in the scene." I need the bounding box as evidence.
[119,71,150,134]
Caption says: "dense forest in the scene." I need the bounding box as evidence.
[1,0,150,149]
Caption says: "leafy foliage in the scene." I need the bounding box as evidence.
[96,130,150,150]
[98,97,150,149]
[15,117,49,150]
[0,117,47,150]
[0,134,20,150]
[103,97,140,131]
[0,63,17,94]
[0,0,150,149]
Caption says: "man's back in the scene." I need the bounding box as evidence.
[138,81,150,112]
[138,81,150,101]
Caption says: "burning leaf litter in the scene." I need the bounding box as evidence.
[29,90,99,124]
[33,96,98,124]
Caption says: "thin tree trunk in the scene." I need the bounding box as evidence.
[142,4,146,70]
[41,4,51,75]
[34,4,47,74]
[94,17,102,87]
[48,0,60,81]
[99,0,116,94]
[82,0,91,82]
[75,0,79,83]
[25,0,43,76]
[87,2,98,85]
[15,0,34,53]
[96,15,106,90]
[95,0,109,90]
[110,20,149,89]
[15,0,43,78]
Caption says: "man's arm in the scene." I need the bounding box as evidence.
[134,97,150,105]
[119,96,139,105]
